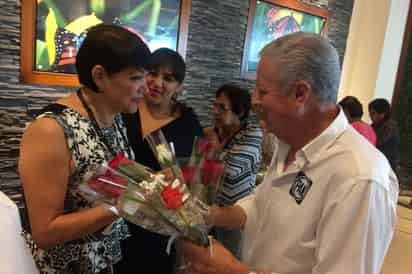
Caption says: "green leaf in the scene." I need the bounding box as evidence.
[116,163,150,183]
[301,14,324,33]
[35,40,50,70]
[42,0,67,27]
[90,0,105,17]
[120,0,152,24]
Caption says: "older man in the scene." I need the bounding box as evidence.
[183,32,398,274]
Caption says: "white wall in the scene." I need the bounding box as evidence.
[375,0,410,100]
[338,0,410,120]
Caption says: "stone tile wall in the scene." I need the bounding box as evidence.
[0,0,353,206]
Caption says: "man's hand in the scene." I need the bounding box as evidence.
[183,239,249,274]
[207,205,247,230]
[205,205,219,226]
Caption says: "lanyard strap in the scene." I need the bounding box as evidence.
[76,89,120,157]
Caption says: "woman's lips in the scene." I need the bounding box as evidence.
[130,97,140,103]
[149,92,161,99]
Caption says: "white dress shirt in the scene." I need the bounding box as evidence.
[238,110,398,274]
[0,192,38,274]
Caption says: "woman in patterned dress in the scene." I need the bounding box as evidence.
[18,24,150,273]
[204,83,263,259]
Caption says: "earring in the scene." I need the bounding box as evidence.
[172,92,179,102]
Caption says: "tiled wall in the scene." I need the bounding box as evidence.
[0,0,353,206]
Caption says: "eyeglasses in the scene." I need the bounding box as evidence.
[212,102,231,113]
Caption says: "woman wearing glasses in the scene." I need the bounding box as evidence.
[205,83,263,259]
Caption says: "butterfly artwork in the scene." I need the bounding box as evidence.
[51,28,87,73]
[266,7,301,40]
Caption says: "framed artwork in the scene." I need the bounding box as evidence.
[241,0,330,79]
[20,0,191,86]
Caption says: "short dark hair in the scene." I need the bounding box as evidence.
[369,98,391,120]
[339,96,363,119]
[149,48,186,83]
[216,84,251,122]
[76,24,151,92]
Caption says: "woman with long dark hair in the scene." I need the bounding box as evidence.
[120,48,203,273]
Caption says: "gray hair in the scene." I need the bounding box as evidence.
[259,32,341,103]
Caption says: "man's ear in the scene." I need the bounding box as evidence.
[293,80,311,106]
[91,65,107,92]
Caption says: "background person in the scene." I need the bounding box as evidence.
[339,95,376,145]
[0,191,39,274]
[204,83,262,259]
[120,48,203,274]
[369,98,400,172]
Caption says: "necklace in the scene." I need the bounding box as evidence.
[77,89,123,157]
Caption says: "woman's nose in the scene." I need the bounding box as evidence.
[211,107,218,115]
[211,105,220,116]
[251,98,260,113]
[149,75,162,87]
[138,82,148,97]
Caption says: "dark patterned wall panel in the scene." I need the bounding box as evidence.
[0,0,353,207]
[183,0,353,127]
[0,0,71,207]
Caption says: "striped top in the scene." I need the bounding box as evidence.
[216,121,263,206]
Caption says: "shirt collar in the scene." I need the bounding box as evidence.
[298,107,349,166]
[271,108,349,176]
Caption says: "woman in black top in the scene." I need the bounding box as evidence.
[368,98,400,172]
[120,48,203,273]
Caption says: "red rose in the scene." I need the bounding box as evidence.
[182,166,197,184]
[108,152,135,169]
[198,138,212,155]
[161,185,184,209]
[88,173,128,199]
[201,160,224,185]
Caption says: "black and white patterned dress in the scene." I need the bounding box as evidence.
[23,104,132,274]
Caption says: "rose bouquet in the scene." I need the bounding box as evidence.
[79,152,210,247]
[146,129,185,184]
[117,174,210,246]
[182,137,225,205]
[78,152,152,204]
